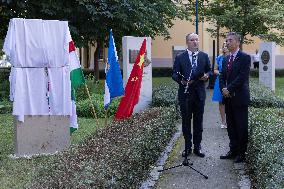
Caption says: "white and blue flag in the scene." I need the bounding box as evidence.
[104,29,124,109]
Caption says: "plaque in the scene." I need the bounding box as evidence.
[261,50,270,64]
[263,65,268,71]
[129,49,151,67]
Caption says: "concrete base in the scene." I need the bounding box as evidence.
[14,115,70,157]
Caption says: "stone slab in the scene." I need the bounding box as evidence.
[14,115,70,157]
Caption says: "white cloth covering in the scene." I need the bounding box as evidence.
[43,20,69,67]
[48,67,71,115]
[4,18,72,121]
[3,18,69,68]
[12,67,49,116]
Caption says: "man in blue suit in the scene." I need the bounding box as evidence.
[219,32,251,163]
[172,33,211,158]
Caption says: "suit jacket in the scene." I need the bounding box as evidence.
[172,50,211,102]
[219,50,251,106]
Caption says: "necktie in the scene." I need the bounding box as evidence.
[192,53,197,71]
[227,54,234,75]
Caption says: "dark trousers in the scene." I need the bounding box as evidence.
[253,62,259,69]
[180,91,205,150]
[225,101,248,155]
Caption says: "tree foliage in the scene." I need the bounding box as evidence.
[0,0,190,47]
[188,0,284,45]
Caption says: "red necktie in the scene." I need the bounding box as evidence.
[227,55,234,75]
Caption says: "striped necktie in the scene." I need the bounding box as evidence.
[192,53,197,71]
[227,54,234,75]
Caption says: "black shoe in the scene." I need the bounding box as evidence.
[220,151,237,159]
[234,155,245,163]
[193,149,205,158]
[182,149,192,157]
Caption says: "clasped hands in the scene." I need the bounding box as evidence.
[181,74,209,85]
[222,88,231,98]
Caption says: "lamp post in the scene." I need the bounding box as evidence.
[196,0,198,34]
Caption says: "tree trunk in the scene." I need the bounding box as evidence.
[216,25,220,56]
[93,41,102,81]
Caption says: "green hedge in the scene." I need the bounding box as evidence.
[248,108,284,189]
[250,79,284,108]
[250,68,284,78]
[30,106,178,189]
[0,100,12,114]
[0,68,10,100]
[250,69,259,78]
[76,93,120,118]
[152,82,178,107]
[82,67,174,79]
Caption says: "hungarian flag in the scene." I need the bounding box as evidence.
[69,40,85,133]
[115,39,146,120]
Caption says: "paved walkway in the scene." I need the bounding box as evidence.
[155,89,239,189]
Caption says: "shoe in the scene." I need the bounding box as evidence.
[220,151,237,159]
[221,124,227,129]
[182,149,192,157]
[234,155,245,163]
[193,149,205,158]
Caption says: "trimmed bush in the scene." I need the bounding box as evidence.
[152,67,173,77]
[76,93,120,118]
[275,68,284,77]
[0,100,12,114]
[250,79,284,108]
[250,69,259,78]
[248,108,284,189]
[30,106,178,189]
[152,82,178,107]
[250,68,284,78]
[0,68,10,100]
[82,67,173,80]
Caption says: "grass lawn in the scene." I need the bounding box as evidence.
[0,115,105,189]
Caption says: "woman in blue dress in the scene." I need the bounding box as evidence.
[212,42,229,129]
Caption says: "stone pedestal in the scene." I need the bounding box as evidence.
[259,42,275,91]
[14,115,70,157]
[122,36,152,113]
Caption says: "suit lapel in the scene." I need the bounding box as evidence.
[228,51,241,80]
[183,51,192,70]
[222,55,229,79]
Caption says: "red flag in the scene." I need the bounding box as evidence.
[115,39,147,120]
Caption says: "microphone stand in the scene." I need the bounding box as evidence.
[158,153,208,179]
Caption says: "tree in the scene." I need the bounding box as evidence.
[0,0,190,79]
[188,0,284,49]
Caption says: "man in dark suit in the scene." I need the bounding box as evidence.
[172,33,211,158]
[219,32,251,163]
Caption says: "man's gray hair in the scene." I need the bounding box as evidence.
[186,33,198,41]
[227,32,241,42]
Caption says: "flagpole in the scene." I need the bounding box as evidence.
[104,108,109,126]
[84,84,99,125]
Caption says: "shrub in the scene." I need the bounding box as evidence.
[0,68,10,100]
[275,69,284,77]
[250,69,259,78]
[250,79,284,108]
[30,106,178,189]
[76,93,120,118]
[152,67,173,77]
[0,100,12,114]
[152,82,178,107]
[75,74,105,101]
[248,108,284,189]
